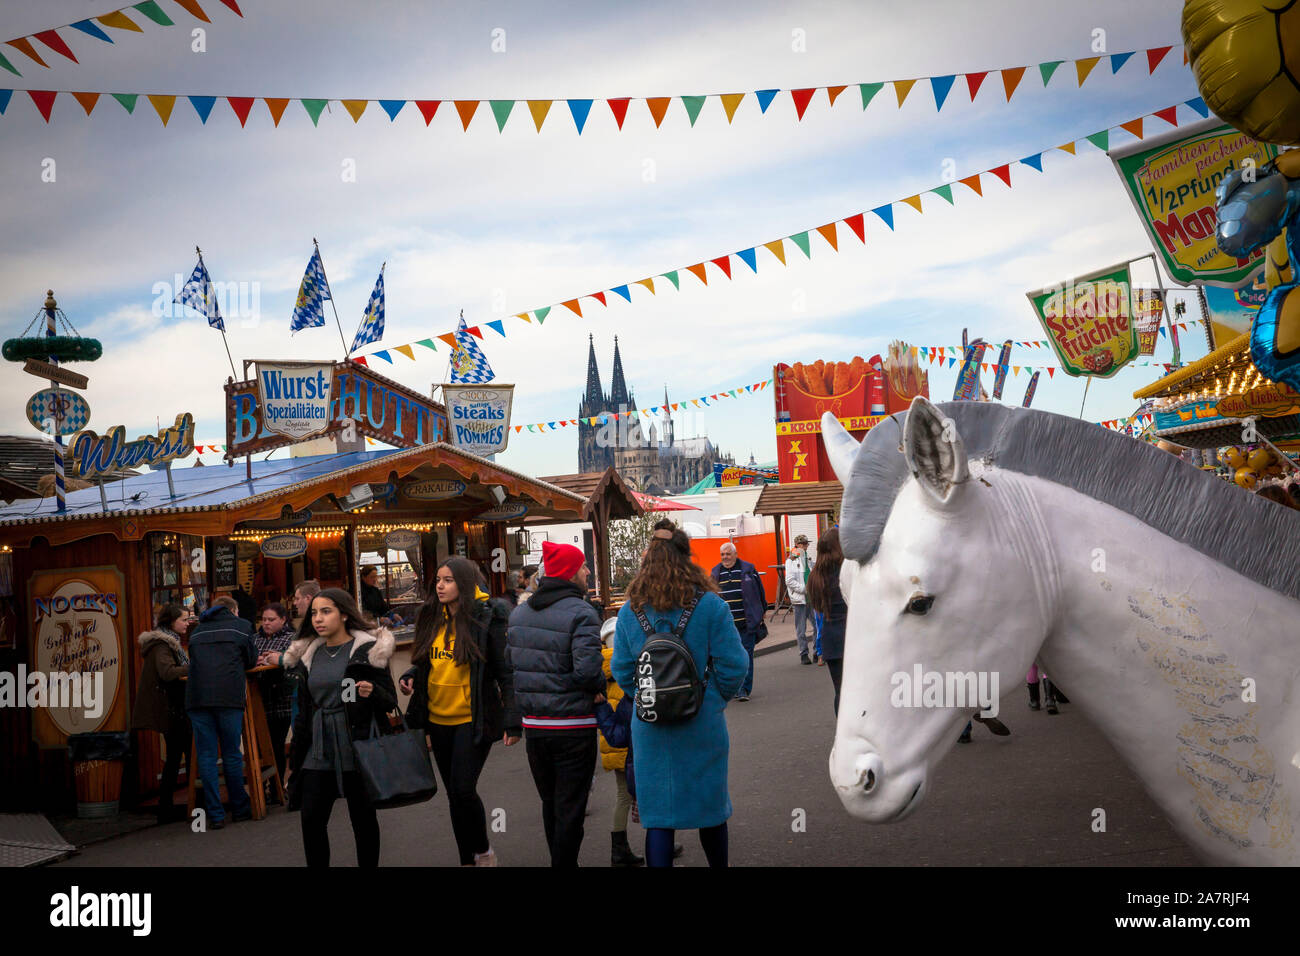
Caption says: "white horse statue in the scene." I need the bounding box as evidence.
[823,396,1300,865]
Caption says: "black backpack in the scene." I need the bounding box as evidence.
[631,594,705,724]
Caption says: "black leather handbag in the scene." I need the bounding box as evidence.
[352,712,438,809]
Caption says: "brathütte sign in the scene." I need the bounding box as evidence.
[443,384,514,457]
[225,360,450,459]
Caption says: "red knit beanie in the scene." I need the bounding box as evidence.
[542,541,586,581]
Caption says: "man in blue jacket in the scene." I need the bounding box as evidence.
[507,541,604,866]
[711,543,767,701]
[185,594,258,829]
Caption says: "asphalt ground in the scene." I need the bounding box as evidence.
[54,617,1198,868]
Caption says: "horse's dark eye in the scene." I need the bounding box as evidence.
[907,594,934,615]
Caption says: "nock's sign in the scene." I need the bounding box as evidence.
[226,360,449,459]
[27,567,127,746]
[443,384,513,457]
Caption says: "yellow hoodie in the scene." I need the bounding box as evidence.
[425,587,489,726]
[598,646,627,771]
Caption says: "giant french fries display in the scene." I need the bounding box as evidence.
[773,341,929,483]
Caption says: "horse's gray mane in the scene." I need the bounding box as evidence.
[839,401,1300,602]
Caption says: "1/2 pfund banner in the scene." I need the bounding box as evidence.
[443,384,514,456]
[1110,119,1279,289]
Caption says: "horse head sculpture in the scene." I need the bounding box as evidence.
[825,395,1300,864]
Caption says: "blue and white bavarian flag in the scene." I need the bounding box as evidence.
[350,267,385,354]
[175,257,224,332]
[290,247,331,334]
[449,314,495,383]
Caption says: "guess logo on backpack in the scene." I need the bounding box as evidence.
[632,594,706,724]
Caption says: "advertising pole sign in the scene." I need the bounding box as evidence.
[1027,262,1140,378]
[442,384,514,457]
[255,361,335,441]
[1134,288,1165,356]
[1111,119,1279,288]
[27,567,128,747]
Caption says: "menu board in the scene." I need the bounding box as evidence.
[318,549,342,581]
[213,540,237,590]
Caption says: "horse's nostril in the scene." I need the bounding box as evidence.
[854,753,883,794]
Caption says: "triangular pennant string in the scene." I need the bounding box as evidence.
[1001,66,1026,100]
[930,74,955,110]
[264,97,289,126]
[568,98,593,133]
[843,212,866,242]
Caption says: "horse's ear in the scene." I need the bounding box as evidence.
[904,396,969,505]
[821,412,860,483]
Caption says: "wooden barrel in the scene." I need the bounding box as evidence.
[73,758,124,818]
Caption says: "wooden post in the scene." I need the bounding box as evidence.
[593,498,613,616]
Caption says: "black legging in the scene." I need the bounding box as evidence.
[426,722,494,865]
[157,718,191,814]
[298,769,380,867]
[646,823,728,867]
[826,658,843,716]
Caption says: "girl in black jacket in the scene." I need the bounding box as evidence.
[399,556,521,866]
[806,528,848,716]
[283,588,399,867]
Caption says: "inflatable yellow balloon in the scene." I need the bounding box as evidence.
[1247,447,1274,470]
[1223,447,1247,468]
[1235,466,1260,489]
[1183,0,1300,146]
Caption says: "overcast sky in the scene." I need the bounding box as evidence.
[0,0,1203,478]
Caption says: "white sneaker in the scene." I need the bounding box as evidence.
[474,848,498,867]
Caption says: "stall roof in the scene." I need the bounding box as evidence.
[0,442,587,544]
[1133,333,1255,400]
[753,480,843,516]
[535,468,644,522]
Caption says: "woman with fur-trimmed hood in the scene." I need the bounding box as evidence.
[131,604,194,823]
[282,587,399,867]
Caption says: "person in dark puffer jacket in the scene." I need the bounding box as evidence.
[507,541,604,867]
[185,595,258,829]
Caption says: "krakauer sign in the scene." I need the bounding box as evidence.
[403,478,466,500]
[443,384,514,456]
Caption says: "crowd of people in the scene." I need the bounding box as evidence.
[130,521,850,867]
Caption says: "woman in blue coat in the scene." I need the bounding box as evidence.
[611,519,750,867]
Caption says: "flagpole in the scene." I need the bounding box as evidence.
[444,309,462,385]
[313,238,351,359]
[347,261,384,358]
[197,246,239,380]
